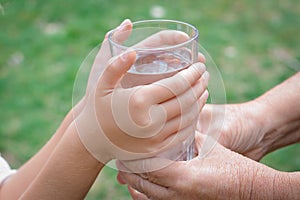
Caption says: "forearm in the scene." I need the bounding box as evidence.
[21,99,85,171]
[0,100,86,199]
[245,167,300,199]
[283,171,300,198]
[19,122,103,199]
[50,99,85,141]
[255,72,300,154]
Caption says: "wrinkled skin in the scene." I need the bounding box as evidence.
[117,132,281,200]
[198,102,268,161]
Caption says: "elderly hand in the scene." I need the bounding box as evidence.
[117,131,287,200]
[198,101,270,161]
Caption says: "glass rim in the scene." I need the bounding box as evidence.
[108,19,199,52]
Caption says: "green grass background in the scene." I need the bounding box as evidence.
[0,0,299,199]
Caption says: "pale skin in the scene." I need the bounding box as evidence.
[0,19,209,199]
[118,72,300,200]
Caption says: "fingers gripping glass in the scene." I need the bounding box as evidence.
[108,20,199,161]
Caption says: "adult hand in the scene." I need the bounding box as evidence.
[118,132,284,200]
[199,72,300,161]
[198,101,268,161]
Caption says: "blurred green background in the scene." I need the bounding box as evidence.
[0,0,299,199]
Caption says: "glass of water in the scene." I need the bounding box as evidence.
[108,19,199,161]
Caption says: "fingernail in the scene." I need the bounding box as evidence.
[203,71,210,80]
[105,30,112,39]
[198,63,206,71]
[198,52,206,63]
[120,19,131,27]
[120,52,129,61]
[203,90,209,99]
[193,62,206,73]
[117,172,126,184]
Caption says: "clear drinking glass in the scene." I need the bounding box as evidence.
[108,19,199,161]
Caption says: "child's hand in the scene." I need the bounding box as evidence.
[75,20,209,164]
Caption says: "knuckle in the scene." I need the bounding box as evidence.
[198,94,207,108]
[189,89,198,104]
[192,63,206,77]
[130,92,147,110]
[186,109,198,124]
[173,76,188,92]
[179,90,197,109]
[195,81,206,97]
[184,104,200,124]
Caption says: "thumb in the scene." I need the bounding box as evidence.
[195,131,219,159]
[98,51,136,90]
[195,130,206,153]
